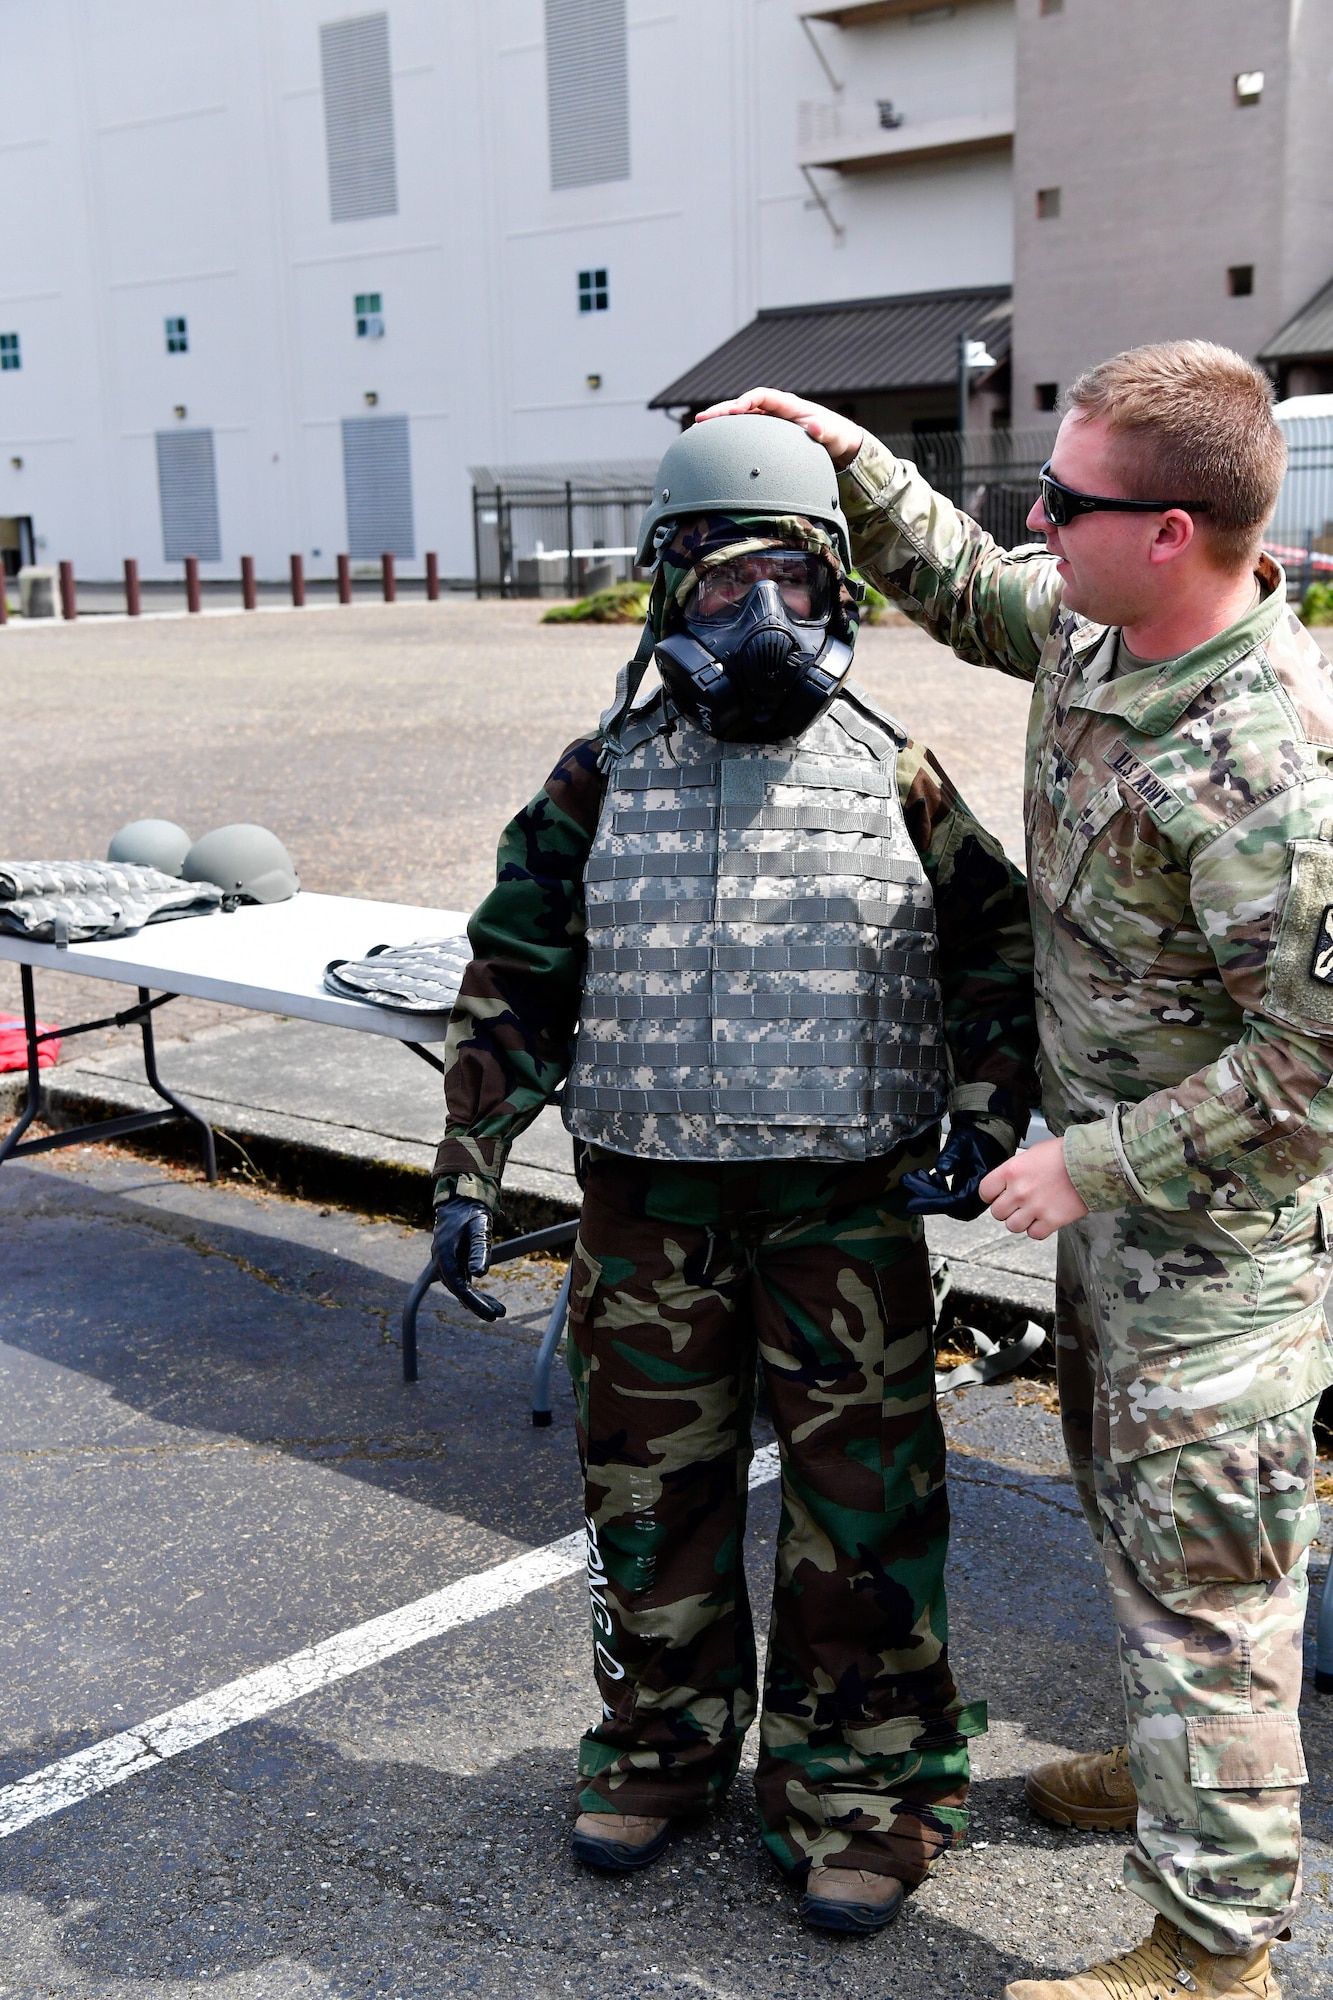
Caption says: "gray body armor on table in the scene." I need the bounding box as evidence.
[563,687,946,1162]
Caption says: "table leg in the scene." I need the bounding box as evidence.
[531,1261,573,1428]
[400,1257,438,1383]
[138,988,216,1182]
[0,964,45,1167]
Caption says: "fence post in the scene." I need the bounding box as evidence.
[565,480,576,599]
[337,553,352,604]
[1305,529,1315,604]
[185,555,201,614]
[59,560,76,621]
[0,567,8,624]
[472,488,484,599]
[124,558,141,617]
[241,555,256,610]
[426,550,439,602]
[381,552,396,602]
[290,554,305,608]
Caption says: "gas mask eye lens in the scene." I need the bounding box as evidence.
[691,550,832,623]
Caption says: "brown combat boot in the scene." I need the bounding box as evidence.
[800,1865,905,1934]
[1025,1744,1137,1832]
[570,1810,673,1872]
[1004,1913,1279,1999]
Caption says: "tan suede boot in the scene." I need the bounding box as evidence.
[800,1865,905,1934]
[1025,1744,1138,1832]
[1004,1914,1279,1999]
[570,1810,673,1872]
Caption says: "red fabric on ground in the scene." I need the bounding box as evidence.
[0,1012,60,1071]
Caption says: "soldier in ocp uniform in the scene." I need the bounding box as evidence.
[431,416,1038,1932]
[710,345,1333,1999]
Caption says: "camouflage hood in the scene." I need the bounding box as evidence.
[647,510,857,639]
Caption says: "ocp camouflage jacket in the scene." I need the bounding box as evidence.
[840,432,1333,1215]
[433,719,1037,1210]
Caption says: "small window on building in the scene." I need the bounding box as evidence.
[1036,187,1061,221]
[0,332,20,371]
[1234,71,1263,106]
[1228,264,1254,297]
[1035,382,1059,413]
[165,316,188,355]
[579,268,609,312]
[355,292,384,337]
[1039,0,1064,14]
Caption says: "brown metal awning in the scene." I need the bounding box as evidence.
[649,286,1011,414]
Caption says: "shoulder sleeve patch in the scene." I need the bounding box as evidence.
[1266,840,1333,1033]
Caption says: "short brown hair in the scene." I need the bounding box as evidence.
[1065,340,1286,570]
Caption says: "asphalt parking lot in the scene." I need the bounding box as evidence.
[3,603,1332,1996]
[1,1141,1330,1999]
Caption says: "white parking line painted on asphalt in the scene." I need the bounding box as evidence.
[0,1441,783,1841]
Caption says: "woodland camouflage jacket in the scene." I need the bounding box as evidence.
[839,432,1333,1215]
[433,725,1037,1209]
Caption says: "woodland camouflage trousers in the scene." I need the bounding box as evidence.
[1056,1194,1333,1956]
[566,1144,986,1885]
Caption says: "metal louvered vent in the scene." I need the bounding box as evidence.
[342,414,415,558]
[155,429,221,563]
[545,0,629,191]
[320,13,398,223]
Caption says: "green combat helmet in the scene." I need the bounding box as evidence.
[107,819,192,876]
[634,413,852,570]
[182,824,299,904]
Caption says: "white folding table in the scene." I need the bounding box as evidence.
[0,892,579,1415]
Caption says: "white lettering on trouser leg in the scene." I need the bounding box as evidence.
[585,1517,625,1679]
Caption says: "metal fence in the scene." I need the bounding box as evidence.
[471,416,1333,598]
[1269,414,1333,589]
[876,425,1060,551]
[472,476,655,598]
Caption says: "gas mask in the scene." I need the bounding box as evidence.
[654,547,860,744]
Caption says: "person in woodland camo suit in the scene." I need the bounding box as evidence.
[431,415,1038,1934]
[705,344,1333,2000]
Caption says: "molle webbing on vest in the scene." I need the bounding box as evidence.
[564,695,946,1163]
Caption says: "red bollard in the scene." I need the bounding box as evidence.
[241,555,256,611]
[185,555,201,614]
[426,551,439,602]
[381,552,396,602]
[290,553,305,608]
[124,558,141,616]
[337,553,352,605]
[59,560,77,621]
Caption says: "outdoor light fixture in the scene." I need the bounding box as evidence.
[10,456,21,470]
[586,373,603,390]
[1235,71,1264,105]
[364,390,379,406]
[173,405,187,420]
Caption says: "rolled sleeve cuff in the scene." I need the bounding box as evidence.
[838,433,898,521]
[432,1171,501,1213]
[1062,1115,1136,1212]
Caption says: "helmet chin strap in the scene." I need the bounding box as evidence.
[598,616,659,758]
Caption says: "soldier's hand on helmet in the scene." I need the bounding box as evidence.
[978,1136,1089,1241]
[902,1120,1009,1221]
[431,1196,507,1322]
[693,387,864,471]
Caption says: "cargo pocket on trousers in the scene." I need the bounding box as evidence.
[1185,1713,1307,1911]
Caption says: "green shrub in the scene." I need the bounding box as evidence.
[1299,581,1333,628]
[541,579,651,624]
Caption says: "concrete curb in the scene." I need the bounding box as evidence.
[1,1065,1058,1330]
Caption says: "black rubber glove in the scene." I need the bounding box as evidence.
[431,1196,507,1322]
[902,1122,1010,1222]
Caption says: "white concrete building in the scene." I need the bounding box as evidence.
[0,0,1016,585]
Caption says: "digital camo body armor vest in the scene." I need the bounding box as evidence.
[563,687,946,1163]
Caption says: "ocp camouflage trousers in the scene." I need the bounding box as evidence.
[1056,1196,1332,1955]
[565,1147,984,1885]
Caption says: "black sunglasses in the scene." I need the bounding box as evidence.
[1037,461,1212,529]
